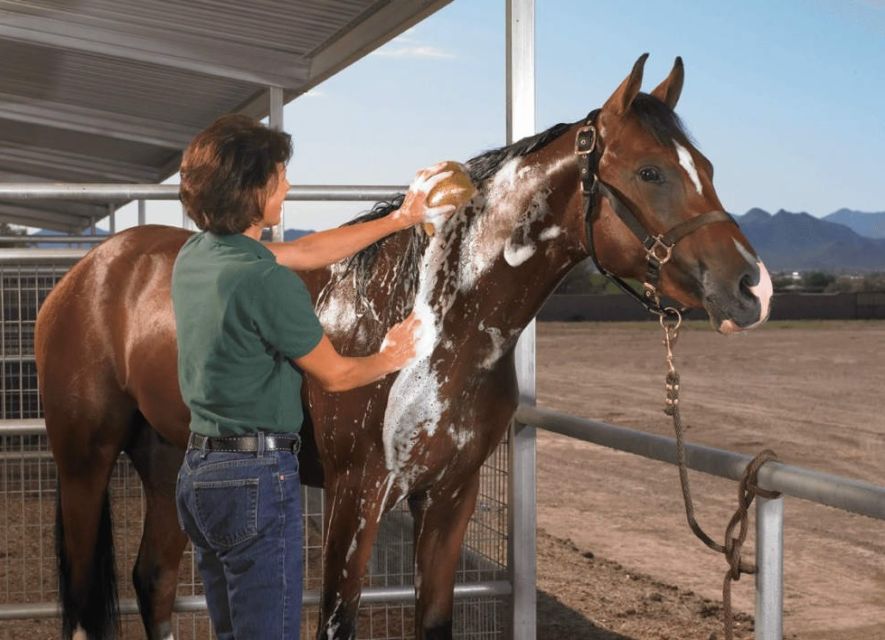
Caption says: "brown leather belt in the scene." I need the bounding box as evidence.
[188,432,301,455]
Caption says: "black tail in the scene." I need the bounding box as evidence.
[56,483,119,639]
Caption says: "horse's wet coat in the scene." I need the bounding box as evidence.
[312,155,576,512]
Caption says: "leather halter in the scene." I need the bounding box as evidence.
[576,109,736,316]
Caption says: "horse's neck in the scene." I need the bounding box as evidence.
[451,151,583,338]
[401,146,583,366]
[315,140,583,365]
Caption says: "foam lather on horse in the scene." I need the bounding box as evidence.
[422,160,476,236]
[36,54,773,640]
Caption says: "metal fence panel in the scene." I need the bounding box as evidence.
[0,258,507,639]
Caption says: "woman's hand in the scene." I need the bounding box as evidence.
[379,312,422,370]
[391,162,458,231]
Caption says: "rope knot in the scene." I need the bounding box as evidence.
[664,370,680,415]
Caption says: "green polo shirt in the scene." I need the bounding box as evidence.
[171,230,324,437]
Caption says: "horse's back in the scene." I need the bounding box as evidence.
[36,225,192,446]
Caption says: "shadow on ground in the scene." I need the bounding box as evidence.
[537,589,633,640]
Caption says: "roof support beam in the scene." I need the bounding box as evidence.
[0,8,309,88]
[0,212,75,233]
[0,204,86,230]
[0,92,194,149]
[0,199,110,221]
[0,142,157,183]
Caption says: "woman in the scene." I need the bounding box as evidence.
[171,114,455,639]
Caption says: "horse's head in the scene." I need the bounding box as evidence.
[578,54,772,333]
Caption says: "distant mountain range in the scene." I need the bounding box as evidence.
[822,208,885,239]
[735,209,885,271]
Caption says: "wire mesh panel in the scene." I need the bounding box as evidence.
[0,258,508,639]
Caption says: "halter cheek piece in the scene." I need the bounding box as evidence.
[576,109,737,317]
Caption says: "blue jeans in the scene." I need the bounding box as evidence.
[175,436,303,639]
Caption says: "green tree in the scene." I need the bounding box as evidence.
[801,271,835,291]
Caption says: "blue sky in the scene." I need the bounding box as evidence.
[112,0,884,233]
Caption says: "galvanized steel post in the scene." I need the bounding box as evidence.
[506,0,537,638]
[107,203,116,234]
[137,199,146,226]
[755,496,784,639]
[269,85,285,243]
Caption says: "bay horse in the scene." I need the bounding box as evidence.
[35,55,772,640]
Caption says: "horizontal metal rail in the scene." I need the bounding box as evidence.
[0,184,406,202]
[516,405,885,520]
[0,236,104,244]
[9,413,884,519]
[0,581,512,620]
[0,249,85,261]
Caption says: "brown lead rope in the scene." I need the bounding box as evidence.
[659,312,780,640]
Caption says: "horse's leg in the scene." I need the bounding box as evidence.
[316,476,387,640]
[50,407,132,640]
[409,474,481,640]
[125,414,188,640]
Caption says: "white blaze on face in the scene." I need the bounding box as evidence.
[674,141,703,196]
[733,239,773,324]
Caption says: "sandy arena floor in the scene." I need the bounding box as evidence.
[534,320,885,639]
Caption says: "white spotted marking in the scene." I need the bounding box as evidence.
[674,141,703,196]
[479,323,506,370]
[539,225,562,241]
[316,262,359,337]
[503,243,535,267]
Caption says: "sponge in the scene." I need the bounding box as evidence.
[424,161,476,236]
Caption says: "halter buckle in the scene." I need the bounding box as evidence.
[575,125,597,156]
[646,235,674,265]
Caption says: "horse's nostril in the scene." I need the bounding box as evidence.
[739,273,756,300]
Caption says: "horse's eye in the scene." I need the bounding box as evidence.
[639,167,662,183]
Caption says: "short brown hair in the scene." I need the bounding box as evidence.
[179,114,292,234]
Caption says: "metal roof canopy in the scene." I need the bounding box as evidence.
[0,0,452,232]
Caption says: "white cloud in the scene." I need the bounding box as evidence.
[372,45,455,60]
[302,89,325,98]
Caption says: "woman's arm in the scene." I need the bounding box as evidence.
[266,163,456,271]
[267,215,402,271]
[294,313,420,392]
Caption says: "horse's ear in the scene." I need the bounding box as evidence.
[602,53,649,117]
[651,56,684,110]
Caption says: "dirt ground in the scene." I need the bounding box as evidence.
[534,320,885,640]
[2,321,882,639]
